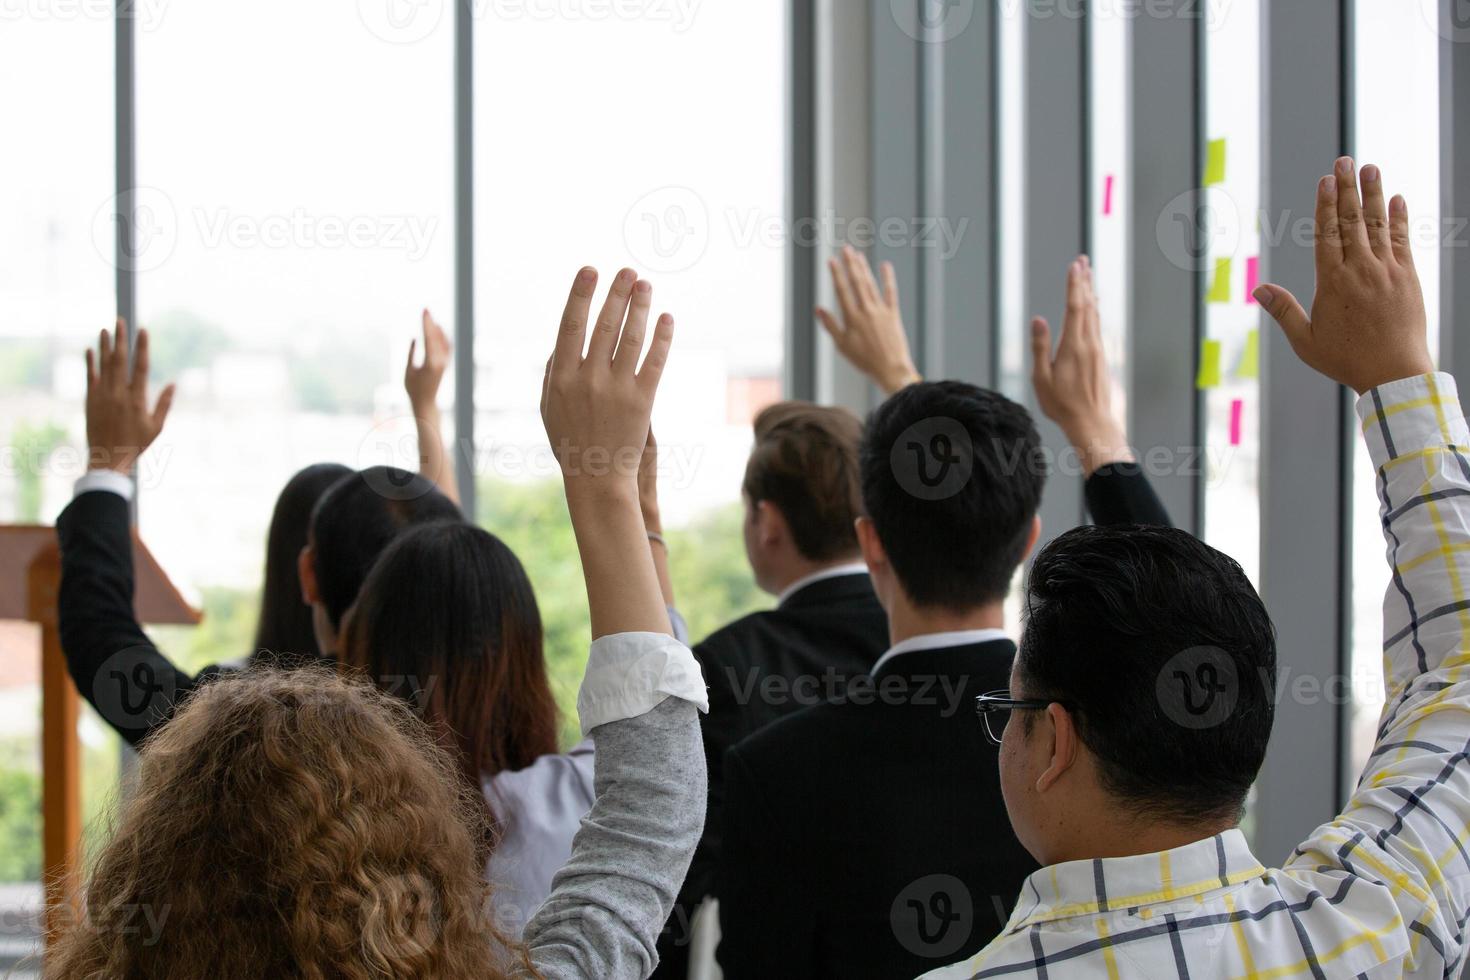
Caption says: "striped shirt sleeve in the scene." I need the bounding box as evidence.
[1288,372,1470,976]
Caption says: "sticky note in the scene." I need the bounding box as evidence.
[1103,174,1115,216]
[1229,399,1244,446]
[1204,138,1227,186]
[1244,257,1260,304]
[1197,340,1223,389]
[1237,329,1260,380]
[1207,258,1232,304]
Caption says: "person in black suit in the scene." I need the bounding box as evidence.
[57,319,461,747]
[715,256,1170,978]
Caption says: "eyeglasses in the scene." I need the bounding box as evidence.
[973,690,1075,746]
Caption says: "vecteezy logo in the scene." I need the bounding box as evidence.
[91,186,178,274]
[357,419,439,501]
[622,186,711,274]
[1422,0,1470,43]
[93,649,179,729]
[1155,187,1241,274]
[1156,646,1239,731]
[890,417,974,501]
[891,874,973,959]
[891,0,974,42]
[358,0,444,44]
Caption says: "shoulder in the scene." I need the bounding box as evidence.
[729,697,862,770]
[488,742,596,807]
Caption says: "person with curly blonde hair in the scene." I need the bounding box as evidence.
[49,268,708,979]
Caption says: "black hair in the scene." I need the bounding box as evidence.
[1018,524,1277,825]
[859,381,1045,609]
[307,466,463,629]
[250,463,352,664]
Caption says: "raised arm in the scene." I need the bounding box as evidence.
[58,320,205,747]
[1263,159,1467,975]
[1031,256,1170,526]
[815,245,921,396]
[404,308,460,506]
[520,267,708,980]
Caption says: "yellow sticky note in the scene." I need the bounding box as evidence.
[1204,138,1227,186]
[1197,340,1223,389]
[1237,329,1260,380]
[1207,258,1232,304]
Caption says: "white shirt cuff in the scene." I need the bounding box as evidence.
[1356,372,1466,468]
[577,631,709,737]
[74,469,135,502]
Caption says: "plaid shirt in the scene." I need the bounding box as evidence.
[923,373,1470,980]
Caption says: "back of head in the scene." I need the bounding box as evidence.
[340,521,558,803]
[1018,524,1277,825]
[860,381,1045,608]
[45,668,525,979]
[741,401,865,561]
[253,462,352,663]
[309,466,463,629]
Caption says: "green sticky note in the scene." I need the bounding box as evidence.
[1197,340,1223,390]
[1207,258,1232,304]
[1237,329,1260,380]
[1204,138,1227,185]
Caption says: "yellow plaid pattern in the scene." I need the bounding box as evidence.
[921,373,1470,980]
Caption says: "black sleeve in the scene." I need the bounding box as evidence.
[716,743,814,978]
[1083,461,1173,528]
[652,635,743,978]
[56,490,210,747]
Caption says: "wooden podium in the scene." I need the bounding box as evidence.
[0,525,199,942]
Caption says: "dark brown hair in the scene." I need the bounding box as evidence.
[741,401,864,562]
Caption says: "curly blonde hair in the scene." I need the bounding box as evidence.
[46,668,534,979]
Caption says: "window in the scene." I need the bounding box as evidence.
[1347,2,1442,782]
[1200,0,1263,589]
[1089,5,1129,450]
[473,5,785,736]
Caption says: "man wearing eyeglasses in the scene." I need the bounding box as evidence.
[715,256,1170,979]
[934,161,1470,979]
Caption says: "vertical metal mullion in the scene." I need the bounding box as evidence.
[1023,0,1089,548]
[115,1,137,512]
[454,0,477,516]
[1254,0,1350,864]
[1127,0,1203,535]
[787,0,818,402]
[1440,0,1470,398]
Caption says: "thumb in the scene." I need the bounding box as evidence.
[1030,317,1054,387]
[815,306,843,341]
[151,383,176,432]
[1254,284,1310,347]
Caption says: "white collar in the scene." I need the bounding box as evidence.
[776,562,870,607]
[869,628,1012,676]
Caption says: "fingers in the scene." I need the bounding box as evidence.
[815,306,842,341]
[1315,174,1343,270]
[1057,259,1086,354]
[1389,195,1414,268]
[151,383,176,432]
[844,246,880,305]
[880,261,900,309]
[589,268,637,363]
[828,257,857,319]
[423,309,450,356]
[613,279,654,373]
[1030,317,1054,390]
[406,337,418,373]
[85,349,98,390]
[130,328,152,400]
[1078,255,1101,345]
[1254,283,1311,348]
[554,267,598,376]
[1334,157,1372,257]
[1359,164,1393,260]
[636,313,676,395]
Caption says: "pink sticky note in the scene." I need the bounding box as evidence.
[1244,257,1260,304]
[1229,399,1244,446]
[1103,175,1115,216]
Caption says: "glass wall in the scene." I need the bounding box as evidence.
[1089,5,1129,458]
[1201,0,1263,588]
[1347,2,1442,782]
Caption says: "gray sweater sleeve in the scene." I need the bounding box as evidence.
[519,694,706,979]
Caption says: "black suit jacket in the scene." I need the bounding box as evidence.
[56,490,222,747]
[714,463,1171,978]
[654,571,890,975]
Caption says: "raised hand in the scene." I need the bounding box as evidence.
[1030,256,1132,477]
[404,308,453,411]
[1255,157,1433,393]
[542,267,675,638]
[816,245,921,395]
[85,319,176,475]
